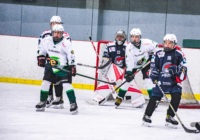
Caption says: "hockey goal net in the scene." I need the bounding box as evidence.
[95,41,200,109]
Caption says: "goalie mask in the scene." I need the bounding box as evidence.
[130,28,142,48]
[115,30,126,46]
[163,34,177,52]
[52,24,64,42]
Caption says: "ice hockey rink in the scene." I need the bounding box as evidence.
[0,82,199,140]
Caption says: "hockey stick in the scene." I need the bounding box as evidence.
[155,81,200,133]
[99,61,151,105]
[191,122,200,131]
[53,67,116,86]
[77,58,112,69]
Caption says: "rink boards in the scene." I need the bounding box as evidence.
[0,35,200,101]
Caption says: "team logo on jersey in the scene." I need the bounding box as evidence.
[49,57,60,66]
[109,47,116,52]
[117,50,120,54]
[114,56,123,67]
[136,57,146,66]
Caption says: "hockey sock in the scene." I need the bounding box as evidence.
[167,93,181,117]
[118,88,127,99]
[55,84,63,98]
[66,89,76,104]
[144,96,161,116]
[147,89,152,98]
[40,90,49,101]
[48,84,53,96]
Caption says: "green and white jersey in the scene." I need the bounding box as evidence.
[126,38,158,71]
[39,36,75,67]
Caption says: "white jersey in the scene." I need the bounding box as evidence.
[38,29,71,54]
[126,38,158,71]
[39,36,75,66]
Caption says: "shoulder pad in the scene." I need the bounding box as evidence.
[176,49,184,57]
[156,50,165,58]
[63,32,70,38]
[141,38,157,46]
[123,41,129,46]
[41,30,51,39]
[175,45,181,51]
[107,42,115,46]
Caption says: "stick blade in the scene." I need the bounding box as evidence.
[182,124,200,133]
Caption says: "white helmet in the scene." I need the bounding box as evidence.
[50,16,62,23]
[115,30,126,45]
[163,34,177,44]
[116,30,126,39]
[52,24,64,32]
[130,28,142,36]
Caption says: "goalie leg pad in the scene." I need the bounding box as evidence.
[131,95,145,108]
[92,87,113,103]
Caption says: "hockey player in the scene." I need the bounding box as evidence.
[37,16,71,108]
[115,28,158,108]
[36,24,78,113]
[143,34,187,126]
[90,30,127,104]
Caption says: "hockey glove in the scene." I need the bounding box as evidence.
[37,55,46,67]
[150,69,159,84]
[125,71,134,82]
[168,65,178,77]
[70,65,76,76]
[176,65,187,82]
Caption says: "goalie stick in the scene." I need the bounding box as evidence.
[98,61,151,105]
[155,81,200,133]
[53,66,116,86]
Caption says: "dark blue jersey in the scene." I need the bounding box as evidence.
[103,42,127,68]
[150,48,187,96]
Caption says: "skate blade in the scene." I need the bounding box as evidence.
[53,104,64,109]
[70,109,78,115]
[115,105,120,109]
[46,103,53,108]
[165,122,178,129]
[36,108,45,112]
[142,121,152,127]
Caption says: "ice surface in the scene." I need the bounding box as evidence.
[0,83,199,140]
